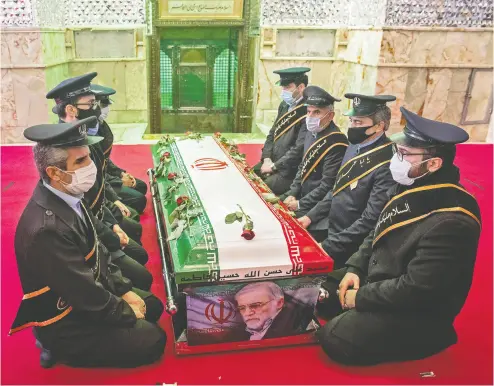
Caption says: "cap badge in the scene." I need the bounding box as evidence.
[353,97,361,107]
[79,124,87,135]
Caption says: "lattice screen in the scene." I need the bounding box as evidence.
[64,0,145,26]
[160,47,173,109]
[385,0,493,27]
[213,48,237,109]
[1,0,35,26]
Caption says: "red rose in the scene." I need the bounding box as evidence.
[214,132,221,138]
[176,196,189,206]
[241,229,255,240]
[167,172,177,180]
[163,152,170,157]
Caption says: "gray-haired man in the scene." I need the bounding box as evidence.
[10,118,166,368]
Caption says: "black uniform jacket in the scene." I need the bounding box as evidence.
[97,120,126,187]
[261,100,308,179]
[346,165,481,322]
[285,121,348,230]
[318,135,395,266]
[11,181,136,335]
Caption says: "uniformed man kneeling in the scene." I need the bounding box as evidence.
[316,107,482,366]
[9,119,166,368]
[280,86,348,241]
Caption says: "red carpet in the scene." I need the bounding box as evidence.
[1,143,492,385]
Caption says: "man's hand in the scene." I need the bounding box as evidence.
[284,196,296,205]
[114,200,131,217]
[112,224,129,247]
[260,162,274,174]
[338,272,360,307]
[122,173,136,188]
[297,215,312,229]
[342,289,357,310]
[260,158,274,175]
[286,199,299,211]
[122,291,146,315]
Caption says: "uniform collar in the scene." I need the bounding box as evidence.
[42,180,83,210]
[357,132,384,153]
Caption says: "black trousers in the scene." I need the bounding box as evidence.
[123,238,148,266]
[119,216,143,244]
[316,269,456,366]
[253,162,294,196]
[114,254,153,291]
[114,183,147,214]
[36,288,166,368]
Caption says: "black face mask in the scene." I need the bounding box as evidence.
[77,106,101,120]
[347,125,374,145]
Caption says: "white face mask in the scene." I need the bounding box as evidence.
[306,111,330,133]
[281,89,296,105]
[99,106,110,122]
[389,153,430,186]
[59,161,97,195]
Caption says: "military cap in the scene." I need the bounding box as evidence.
[91,84,115,104]
[344,93,396,117]
[273,67,311,86]
[303,86,340,107]
[392,107,469,148]
[24,117,103,147]
[46,72,97,103]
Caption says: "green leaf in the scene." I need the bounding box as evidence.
[168,220,186,241]
[225,213,238,224]
[262,193,280,204]
[235,211,243,219]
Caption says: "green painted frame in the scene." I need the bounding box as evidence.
[146,0,259,134]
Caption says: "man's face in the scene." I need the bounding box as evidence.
[349,115,384,136]
[349,115,372,128]
[282,82,303,99]
[65,94,98,122]
[307,105,334,127]
[49,146,91,185]
[395,144,432,178]
[235,289,284,331]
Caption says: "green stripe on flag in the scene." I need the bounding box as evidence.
[151,142,220,286]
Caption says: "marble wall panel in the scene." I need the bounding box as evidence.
[10,68,49,127]
[375,67,408,131]
[438,70,469,126]
[422,69,453,121]
[380,30,493,66]
[343,30,382,66]
[68,61,128,110]
[468,123,490,142]
[0,30,43,66]
[465,70,493,122]
[256,59,313,110]
[125,61,147,111]
[1,70,18,131]
[379,30,413,64]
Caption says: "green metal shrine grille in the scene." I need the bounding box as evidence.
[159,36,238,112]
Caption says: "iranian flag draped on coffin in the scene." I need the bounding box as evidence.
[152,135,333,287]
